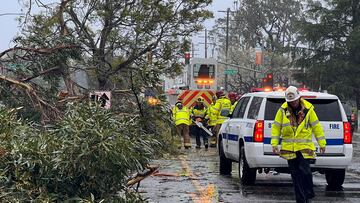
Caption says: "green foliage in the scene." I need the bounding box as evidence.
[296,0,360,107]
[0,103,160,201]
[14,0,213,89]
[140,99,179,156]
[0,0,208,200]
[212,0,304,91]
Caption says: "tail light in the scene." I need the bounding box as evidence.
[343,122,352,144]
[253,120,264,142]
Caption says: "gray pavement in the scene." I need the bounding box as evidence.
[348,132,360,174]
[139,135,360,203]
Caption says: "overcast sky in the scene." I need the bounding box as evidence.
[0,0,235,57]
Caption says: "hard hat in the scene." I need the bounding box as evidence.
[285,86,300,102]
[228,92,237,99]
[216,91,224,98]
[197,97,205,102]
[175,99,183,105]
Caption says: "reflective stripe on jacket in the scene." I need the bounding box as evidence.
[172,106,190,126]
[271,99,326,160]
[214,97,231,124]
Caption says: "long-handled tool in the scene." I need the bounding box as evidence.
[193,120,213,136]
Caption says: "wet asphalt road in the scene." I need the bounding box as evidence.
[140,133,360,203]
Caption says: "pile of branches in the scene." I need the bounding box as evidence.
[0,103,160,201]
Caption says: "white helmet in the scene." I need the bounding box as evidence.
[285,86,300,102]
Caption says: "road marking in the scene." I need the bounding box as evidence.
[179,155,218,203]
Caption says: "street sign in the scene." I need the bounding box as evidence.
[90,91,111,109]
[224,69,238,75]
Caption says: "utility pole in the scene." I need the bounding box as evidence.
[225,8,230,91]
[191,42,200,58]
[218,8,232,91]
[205,29,208,58]
[211,41,216,58]
[199,29,213,58]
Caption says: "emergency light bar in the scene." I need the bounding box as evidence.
[196,79,214,84]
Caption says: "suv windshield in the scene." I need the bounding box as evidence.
[265,98,342,121]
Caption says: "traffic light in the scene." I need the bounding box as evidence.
[266,73,273,87]
[262,78,268,87]
[184,52,190,65]
[262,73,274,91]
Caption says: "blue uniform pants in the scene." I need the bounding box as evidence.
[287,151,315,203]
[192,125,208,147]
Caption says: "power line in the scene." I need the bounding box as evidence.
[0,13,24,16]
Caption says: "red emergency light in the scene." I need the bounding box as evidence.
[298,87,310,92]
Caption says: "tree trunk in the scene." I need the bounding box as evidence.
[98,75,108,90]
[60,63,78,95]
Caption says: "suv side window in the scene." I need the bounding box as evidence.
[247,97,263,119]
[231,98,243,118]
[234,97,250,118]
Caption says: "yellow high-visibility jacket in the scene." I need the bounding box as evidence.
[271,99,326,160]
[172,106,190,126]
[230,101,238,114]
[191,106,207,123]
[214,97,231,124]
[206,102,218,126]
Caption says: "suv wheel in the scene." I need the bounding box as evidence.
[239,145,256,185]
[325,169,345,187]
[219,139,232,175]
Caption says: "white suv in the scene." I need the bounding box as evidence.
[218,91,353,187]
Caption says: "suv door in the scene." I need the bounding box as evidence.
[222,97,242,157]
[227,97,251,159]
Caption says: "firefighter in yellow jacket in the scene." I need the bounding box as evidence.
[271,86,326,203]
[172,100,191,149]
[228,92,238,114]
[210,91,231,147]
[191,97,209,149]
[215,91,232,124]
[206,95,218,147]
